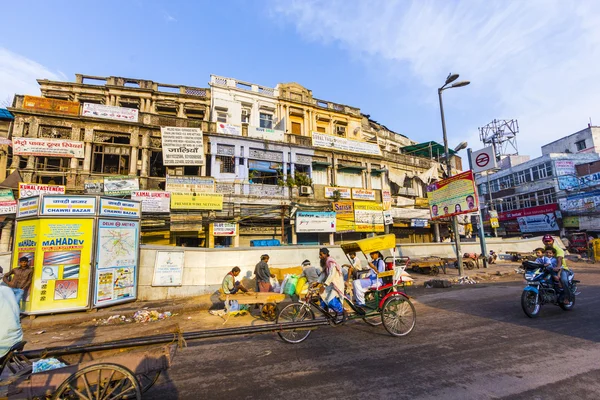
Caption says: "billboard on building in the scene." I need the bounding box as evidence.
[84,178,104,194]
[517,213,559,233]
[555,160,579,190]
[170,193,223,210]
[12,137,85,158]
[160,127,204,166]
[354,201,384,232]
[165,176,215,193]
[212,222,237,236]
[248,126,284,142]
[311,132,381,156]
[82,103,139,123]
[0,188,16,215]
[22,95,80,115]
[103,176,139,196]
[18,183,65,199]
[324,186,351,199]
[426,170,478,220]
[351,188,376,201]
[295,211,336,233]
[333,201,355,232]
[131,191,170,213]
[216,123,242,136]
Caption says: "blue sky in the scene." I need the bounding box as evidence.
[2,0,600,159]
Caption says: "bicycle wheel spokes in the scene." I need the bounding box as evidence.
[381,296,416,337]
[277,303,315,344]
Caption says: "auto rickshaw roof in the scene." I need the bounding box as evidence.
[340,234,396,255]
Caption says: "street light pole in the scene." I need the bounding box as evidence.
[438,73,470,277]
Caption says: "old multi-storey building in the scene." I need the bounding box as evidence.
[5,73,455,247]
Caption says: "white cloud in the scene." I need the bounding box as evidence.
[163,12,177,23]
[271,0,600,157]
[0,48,61,106]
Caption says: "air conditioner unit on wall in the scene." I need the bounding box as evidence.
[300,186,313,195]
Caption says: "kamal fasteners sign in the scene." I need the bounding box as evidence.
[295,211,336,233]
[161,127,204,166]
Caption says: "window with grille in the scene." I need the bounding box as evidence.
[92,135,131,175]
[241,109,250,124]
[218,156,235,173]
[259,113,273,129]
[576,140,586,151]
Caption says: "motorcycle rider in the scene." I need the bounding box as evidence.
[542,234,572,304]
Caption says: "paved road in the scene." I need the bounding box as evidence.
[145,266,600,400]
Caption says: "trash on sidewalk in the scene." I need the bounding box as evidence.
[454,276,478,285]
[424,279,452,288]
[34,330,45,335]
[209,309,227,317]
[133,310,173,323]
[32,358,67,373]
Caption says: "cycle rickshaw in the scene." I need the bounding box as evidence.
[276,234,416,343]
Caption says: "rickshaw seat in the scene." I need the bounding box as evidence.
[0,340,27,375]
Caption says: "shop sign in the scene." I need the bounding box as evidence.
[558,190,600,213]
[499,203,558,221]
[41,196,96,216]
[94,219,140,306]
[354,201,384,232]
[165,176,215,193]
[414,197,429,209]
[12,137,85,158]
[351,188,376,201]
[324,186,351,199]
[22,95,79,115]
[131,191,170,213]
[161,127,204,166]
[99,198,141,218]
[212,222,237,236]
[577,171,600,190]
[333,201,355,232]
[18,183,65,199]
[17,197,40,217]
[82,103,139,122]
[384,210,393,225]
[426,170,478,220]
[216,123,242,136]
[517,213,559,233]
[410,218,429,228]
[554,160,579,190]
[84,178,104,194]
[170,193,223,210]
[248,126,284,142]
[152,251,184,286]
[295,211,336,233]
[312,132,381,156]
[103,176,139,196]
[0,189,16,215]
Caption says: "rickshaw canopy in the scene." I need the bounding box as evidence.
[340,234,396,255]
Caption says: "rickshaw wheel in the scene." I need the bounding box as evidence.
[261,303,278,321]
[381,296,416,337]
[53,363,141,400]
[363,292,382,326]
[430,266,440,276]
[277,303,315,344]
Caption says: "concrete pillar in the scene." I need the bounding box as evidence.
[208,224,215,249]
[177,103,185,118]
[233,227,240,248]
[10,155,20,170]
[83,143,92,173]
[0,220,13,252]
[291,221,297,245]
[129,147,138,176]
[329,233,334,245]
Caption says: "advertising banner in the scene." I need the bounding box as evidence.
[103,176,139,195]
[354,201,384,232]
[17,197,40,218]
[19,218,94,313]
[382,190,392,211]
[311,132,381,156]
[99,198,141,218]
[131,191,170,213]
[84,177,104,194]
[22,95,79,115]
[152,251,184,286]
[161,127,204,166]
[81,103,139,123]
[248,126,285,142]
[165,176,215,193]
[295,211,336,233]
[578,171,600,190]
[216,123,242,136]
[351,188,376,201]
[94,219,140,306]
[333,201,355,232]
[498,203,558,221]
[41,196,97,216]
[426,170,478,220]
[324,186,351,199]
[0,188,16,215]
[558,190,600,213]
[171,193,223,210]
[555,160,579,190]
[212,222,237,236]
[19,183,65,199]
[12,137,85,158]
[517,213,559,233]
[384,210,393,225]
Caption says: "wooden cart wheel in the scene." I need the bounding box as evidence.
[430,266,440,276]
[261,303,277,321]
[53,363,141,400]
[129,371,161,396]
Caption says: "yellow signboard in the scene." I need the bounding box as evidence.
[23,95,80,116]
[16,218,94,314]
[354,201,385,233]
[170,193,223,210]
[333,201,355,232]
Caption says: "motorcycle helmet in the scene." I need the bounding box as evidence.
[542,234,554,243]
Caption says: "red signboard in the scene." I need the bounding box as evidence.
[498,203,558,221]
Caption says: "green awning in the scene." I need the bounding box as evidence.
[337,164,366,171]
[400,141,456,159]
[312,160,332,167]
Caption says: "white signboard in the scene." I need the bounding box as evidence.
[470,146,497,173]
[410,218,430,228]
[312,132,381,156]
[555,160,578,190]
[351,188,376,201]
[295,211,336,233]
[17,197,40,217]
[324,186,351,199]
[82,103,139,123]
[18,183,65,198]
[152,251,184,287]
[161,127,204,166]
[12,138,84,158]
[248,126,285,142]
[131,191,171,213]
[517,213,559,233]
[216,123,242,136]
[383,210,393,225]
[103,176,139,196]
[0,201,17,215]
[99,198,141,218]
[213,222,237,236]
[41,196,97,216]
[165,176,215,193]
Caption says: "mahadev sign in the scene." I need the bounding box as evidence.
[312,132,381,156]
[161,127,204,166]
[82,103,139,122]
[295,211,336,233]
[19,183,65,199]
[324,186,351,199]
[212,222,237,236]
[12,138,84,158]
[171,193,224,210]
[131,191,171,213]
[426,170,478,220]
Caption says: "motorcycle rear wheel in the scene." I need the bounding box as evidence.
[521,291,541,318]
[559,289,576,311]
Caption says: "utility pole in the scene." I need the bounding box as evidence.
[467,148,488,268]
[280,204,287,244]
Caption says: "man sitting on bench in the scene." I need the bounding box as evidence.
[222,267,249,295]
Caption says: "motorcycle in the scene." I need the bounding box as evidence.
[521,261,579,318]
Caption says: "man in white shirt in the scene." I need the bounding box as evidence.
[0,285,23,358]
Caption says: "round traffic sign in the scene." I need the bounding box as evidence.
[475,153,490,168]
